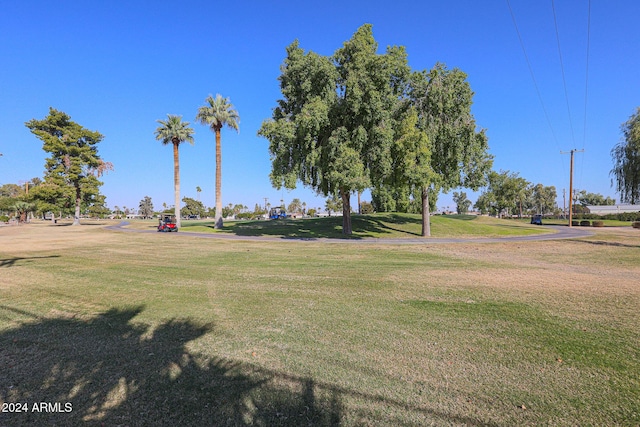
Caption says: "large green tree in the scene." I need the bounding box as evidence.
[530,184,558,215]
[259,24,409,234]
[195,94,240,229]
[26,108,112,225]
[409,64,493,235]
[476,170,530,217]
[375,108,434,234]
[154,115,195,228]
[611,107,640,204]
[180,197,205,218]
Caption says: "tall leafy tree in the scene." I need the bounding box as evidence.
[86,194,110,218]
[154,115,194,228]
[477,170,529,217]
[530,184,558,215]
[26,108,112,225]
[611,107,640,204]
[259,24,409,234]
[453,191,472,214]
[195,94,240,229]
[379,108,434,234]
[138,196,154,219]
[576,190,615,207]
[181,197,205,218]
[409,64,493,235]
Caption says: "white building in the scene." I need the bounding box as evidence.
[586,205,640,215]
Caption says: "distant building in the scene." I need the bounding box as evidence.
[586,205,640,215]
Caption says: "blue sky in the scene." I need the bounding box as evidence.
[1,1,638,213]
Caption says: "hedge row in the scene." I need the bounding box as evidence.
[573,220,611,227]
[574,211,640,221]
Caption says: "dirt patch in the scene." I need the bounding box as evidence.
[0,221,122,253]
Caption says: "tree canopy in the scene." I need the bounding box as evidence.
[25,108,112,225]
[576,191,615,207]
[611,107,640,204]
[259,24,410,234]
[475,170,529,217]
[408,64,493,234]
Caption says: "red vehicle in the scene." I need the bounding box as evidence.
[157,215,178,232]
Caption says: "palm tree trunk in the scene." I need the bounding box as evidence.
[215,128,223,229]
[421,187,431,237]
[173,142,181,228]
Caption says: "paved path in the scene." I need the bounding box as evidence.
[106,222,594,244]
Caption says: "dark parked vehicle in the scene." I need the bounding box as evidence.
[530,214,542,225]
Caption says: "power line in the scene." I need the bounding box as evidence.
[506,0,562,154]
[551,0,577,147]
[582,0,591,148]
[578,0,592,189]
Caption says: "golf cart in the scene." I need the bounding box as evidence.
[158,214,178,232]
[530,214,543,225]
[269,207,287,220]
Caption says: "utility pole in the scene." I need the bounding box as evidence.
[560,149,584,227]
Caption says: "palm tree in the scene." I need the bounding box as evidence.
[196,186,202,202]
[13,201,34,223]
[154,115,195,228]
[195,94,240,229]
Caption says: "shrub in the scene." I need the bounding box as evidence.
[235,212,253,220]
[0,215,9,223]
[360,201,375,214]
[633,222,640,229]
[572,220,580,227]
[580,220,591,227]
[592,221,604,227]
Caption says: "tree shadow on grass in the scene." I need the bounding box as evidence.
[437,214,478,221]
[190,218,362,240]
[352,215,423,237]
[0,255,60,268]
[0,306,500,426]
[0,306,342,426]
[569,239,640,249]
[185,215,426,239]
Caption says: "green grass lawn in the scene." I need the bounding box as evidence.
[0,222,638,426]
[173,213,552,239]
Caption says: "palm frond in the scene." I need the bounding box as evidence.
[154,115,195,145]
[195,94,240,132]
